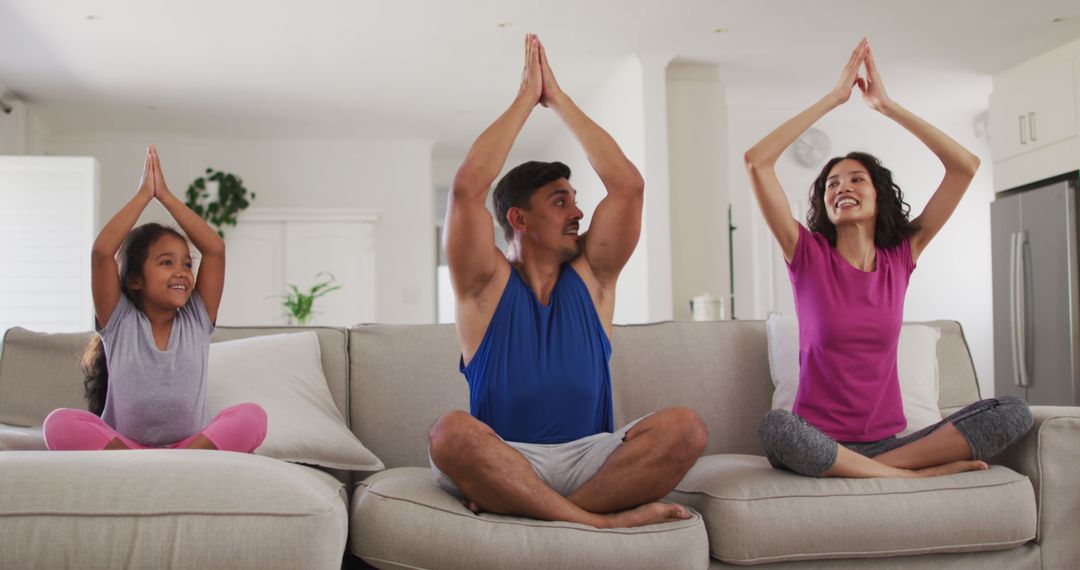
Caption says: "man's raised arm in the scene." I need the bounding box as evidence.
[444,34,544,299]
[538,41,645,286]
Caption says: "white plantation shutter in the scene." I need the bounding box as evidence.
[0,156,98,333]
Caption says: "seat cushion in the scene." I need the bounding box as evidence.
[669,454,1036,565]
[0,450,348,570]
[351,467,710,570]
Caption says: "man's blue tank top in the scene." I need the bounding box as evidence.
[461,263,613,444]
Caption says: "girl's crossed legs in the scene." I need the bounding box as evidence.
[43,403,267,453]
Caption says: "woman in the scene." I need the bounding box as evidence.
[745,39,1031,478]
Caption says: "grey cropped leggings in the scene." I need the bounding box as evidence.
[758,396,1034,477]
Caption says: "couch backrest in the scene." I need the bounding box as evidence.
[3,319,982,470]
[0,328,90,427]
[610,321,774,457]
[931,320,984,409]
[348,324,465,469]
[0,326,351,427]
[348,320,982,468]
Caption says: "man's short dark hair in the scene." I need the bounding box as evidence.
[492,161,572,240]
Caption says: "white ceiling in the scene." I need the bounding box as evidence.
[2,0,1079,155]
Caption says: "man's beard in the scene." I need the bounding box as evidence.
[557,243,582,262]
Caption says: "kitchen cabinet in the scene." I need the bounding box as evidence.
[990,39,1080,191]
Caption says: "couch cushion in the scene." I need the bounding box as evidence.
[351,467,710,570]
[0,328,89,427]
[349,325,467,469]
[931,320,982,408]
[0,450,348,569]
[669,454,1036,565]
[610,321,775,457]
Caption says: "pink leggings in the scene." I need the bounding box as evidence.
[43,403,267,453]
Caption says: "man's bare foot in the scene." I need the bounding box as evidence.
[598,502,689,529]
[912,460,988,478]
[465,500,482,514]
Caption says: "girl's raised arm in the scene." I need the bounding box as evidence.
[744,39,868,261]
[91,148,155,327]
[149,145,227,324]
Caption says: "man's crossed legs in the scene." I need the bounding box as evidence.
[428,407,707,528]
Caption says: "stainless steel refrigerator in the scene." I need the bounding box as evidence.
[991,172,1080,405]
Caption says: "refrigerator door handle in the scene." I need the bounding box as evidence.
[1009,232,1021,387]
[1029,112,1037,142]
[1017,230,1031,388]
[1019,115,1027,145]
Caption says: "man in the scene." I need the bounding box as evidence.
[429,34,707,529]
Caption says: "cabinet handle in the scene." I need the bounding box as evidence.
[1019,115,1027,144]
[1028,112,1037,142]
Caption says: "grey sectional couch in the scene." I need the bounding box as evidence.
[1,321,1077,569]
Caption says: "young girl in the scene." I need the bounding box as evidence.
[745,39,1032,478]
[43,145,266,452]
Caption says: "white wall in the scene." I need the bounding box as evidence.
[0,81,48,155]
[0,83,27,154]
[639,55,675,323]
[44,133,436,324]
[726,98,997,396]
[540,55,674,324]
[667,62,729,320]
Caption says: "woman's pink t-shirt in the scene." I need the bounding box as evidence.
[786,224,914,442]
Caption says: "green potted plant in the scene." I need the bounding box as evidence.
[184,168,255,237]
[282,272,343,325]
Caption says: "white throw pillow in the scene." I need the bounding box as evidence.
[765,313,942,436]
[895,325,943,435]
[207,331,384,470]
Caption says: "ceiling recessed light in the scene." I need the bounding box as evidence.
[713,27,729,33]
[497,22,512,28]
[86,15,98,21]
[1052,17,1066,23]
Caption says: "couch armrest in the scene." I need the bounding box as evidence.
[994,405,1080,568]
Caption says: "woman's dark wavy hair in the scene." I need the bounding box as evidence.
[806,151,920,248]
[82,223,187,416]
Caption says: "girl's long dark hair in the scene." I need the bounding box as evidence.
[82,223,187,415]
[806,151,920,249]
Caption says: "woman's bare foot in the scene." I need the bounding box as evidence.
[912,460,988,477]
[598,502,689,529]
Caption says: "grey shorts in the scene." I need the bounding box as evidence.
[430,416,646,498]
